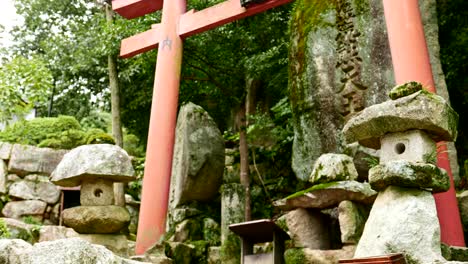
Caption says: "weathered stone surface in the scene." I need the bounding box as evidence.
[39,225,79,242]
[355,186,445,263]
[203,218,221,246]
[342,90,458,149]
[279,208,330,249]
[126,205,139,235]
[9,144,67,176]
[289,0,456,181]
[171,208,202,224]
[388,81,423,100]
[132,243,173,264]
[208,246,221,264]
[0,160,6,194]
[380,130,436,164]
[50,203,60,224]
[0,142,13,160]
[344,142,380,181]
[7,173,20,181]
[51,144,135,187]
[24,174,49,182]
[81,179,114,206]
[369,160,450,193]
[78,234,129,257]
[8,238,149,264]
[220,183,244,264]
[2,200,47,219]
[284,245,356,264]
[289,0,395,181]
[165,242,195,264]
[338,201,370,244]
[62,205,130,234]
[170,219,202,242]
[131,255,173,264]
[169,102,224,208]
[310,154,358,184]
[0,239,31,264]
[9,180,61,204]
[125,194,140,207]
[274,181,377,211]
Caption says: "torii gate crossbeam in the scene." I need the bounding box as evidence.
[113,0,465,254]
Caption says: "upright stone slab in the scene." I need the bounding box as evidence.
[169,102,225,208]
[8,144,67,176]
[220,183,244,264]
[354,186,445,263]
[289,0,458,181]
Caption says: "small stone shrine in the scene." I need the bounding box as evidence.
[50,144,135,234]
[342,82,458,263]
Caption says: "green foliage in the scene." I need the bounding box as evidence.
[126,157,145,200]
[0,115,114,149]
[80,111,112,133]
[284,248,306,264]
[123,134,145,157]
[0,219,11,239]
[0,55,53,122]
[437,0,468,181]
[363,156,380,168]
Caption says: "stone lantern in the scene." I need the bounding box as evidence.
[341,82,458,263]
[51,144,136,234]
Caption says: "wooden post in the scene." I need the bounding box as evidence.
[382,0,465,246]
[135,0,186,254]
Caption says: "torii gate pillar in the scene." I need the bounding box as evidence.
[135,0,185,254]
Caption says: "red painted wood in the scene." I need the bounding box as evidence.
[120,25,161,58]
[112,0,163,19]
[135,0,186,255]
[179,0,294,38]
[383,0,465,246]
[119,0,293,58]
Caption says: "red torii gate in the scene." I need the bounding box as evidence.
[112,0,465,254]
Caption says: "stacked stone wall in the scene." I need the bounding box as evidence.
[0,142,67,224]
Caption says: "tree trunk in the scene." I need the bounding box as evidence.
[47,82,55,117]
[238,103,251,221]
[105,3,125,207]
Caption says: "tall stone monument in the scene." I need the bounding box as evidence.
[289,0,458,182]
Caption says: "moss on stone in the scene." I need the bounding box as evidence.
[285,181,339,200]
[220,232,241,264]
[190,240,209,264]
[388,82,423,100]
[284,248,306,264]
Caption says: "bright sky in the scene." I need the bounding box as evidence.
[0,0,23,48]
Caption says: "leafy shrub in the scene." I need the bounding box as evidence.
[80,111,112,133]
[0,115,81,146]
[124,134,145,157]
[0,115,115,149]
